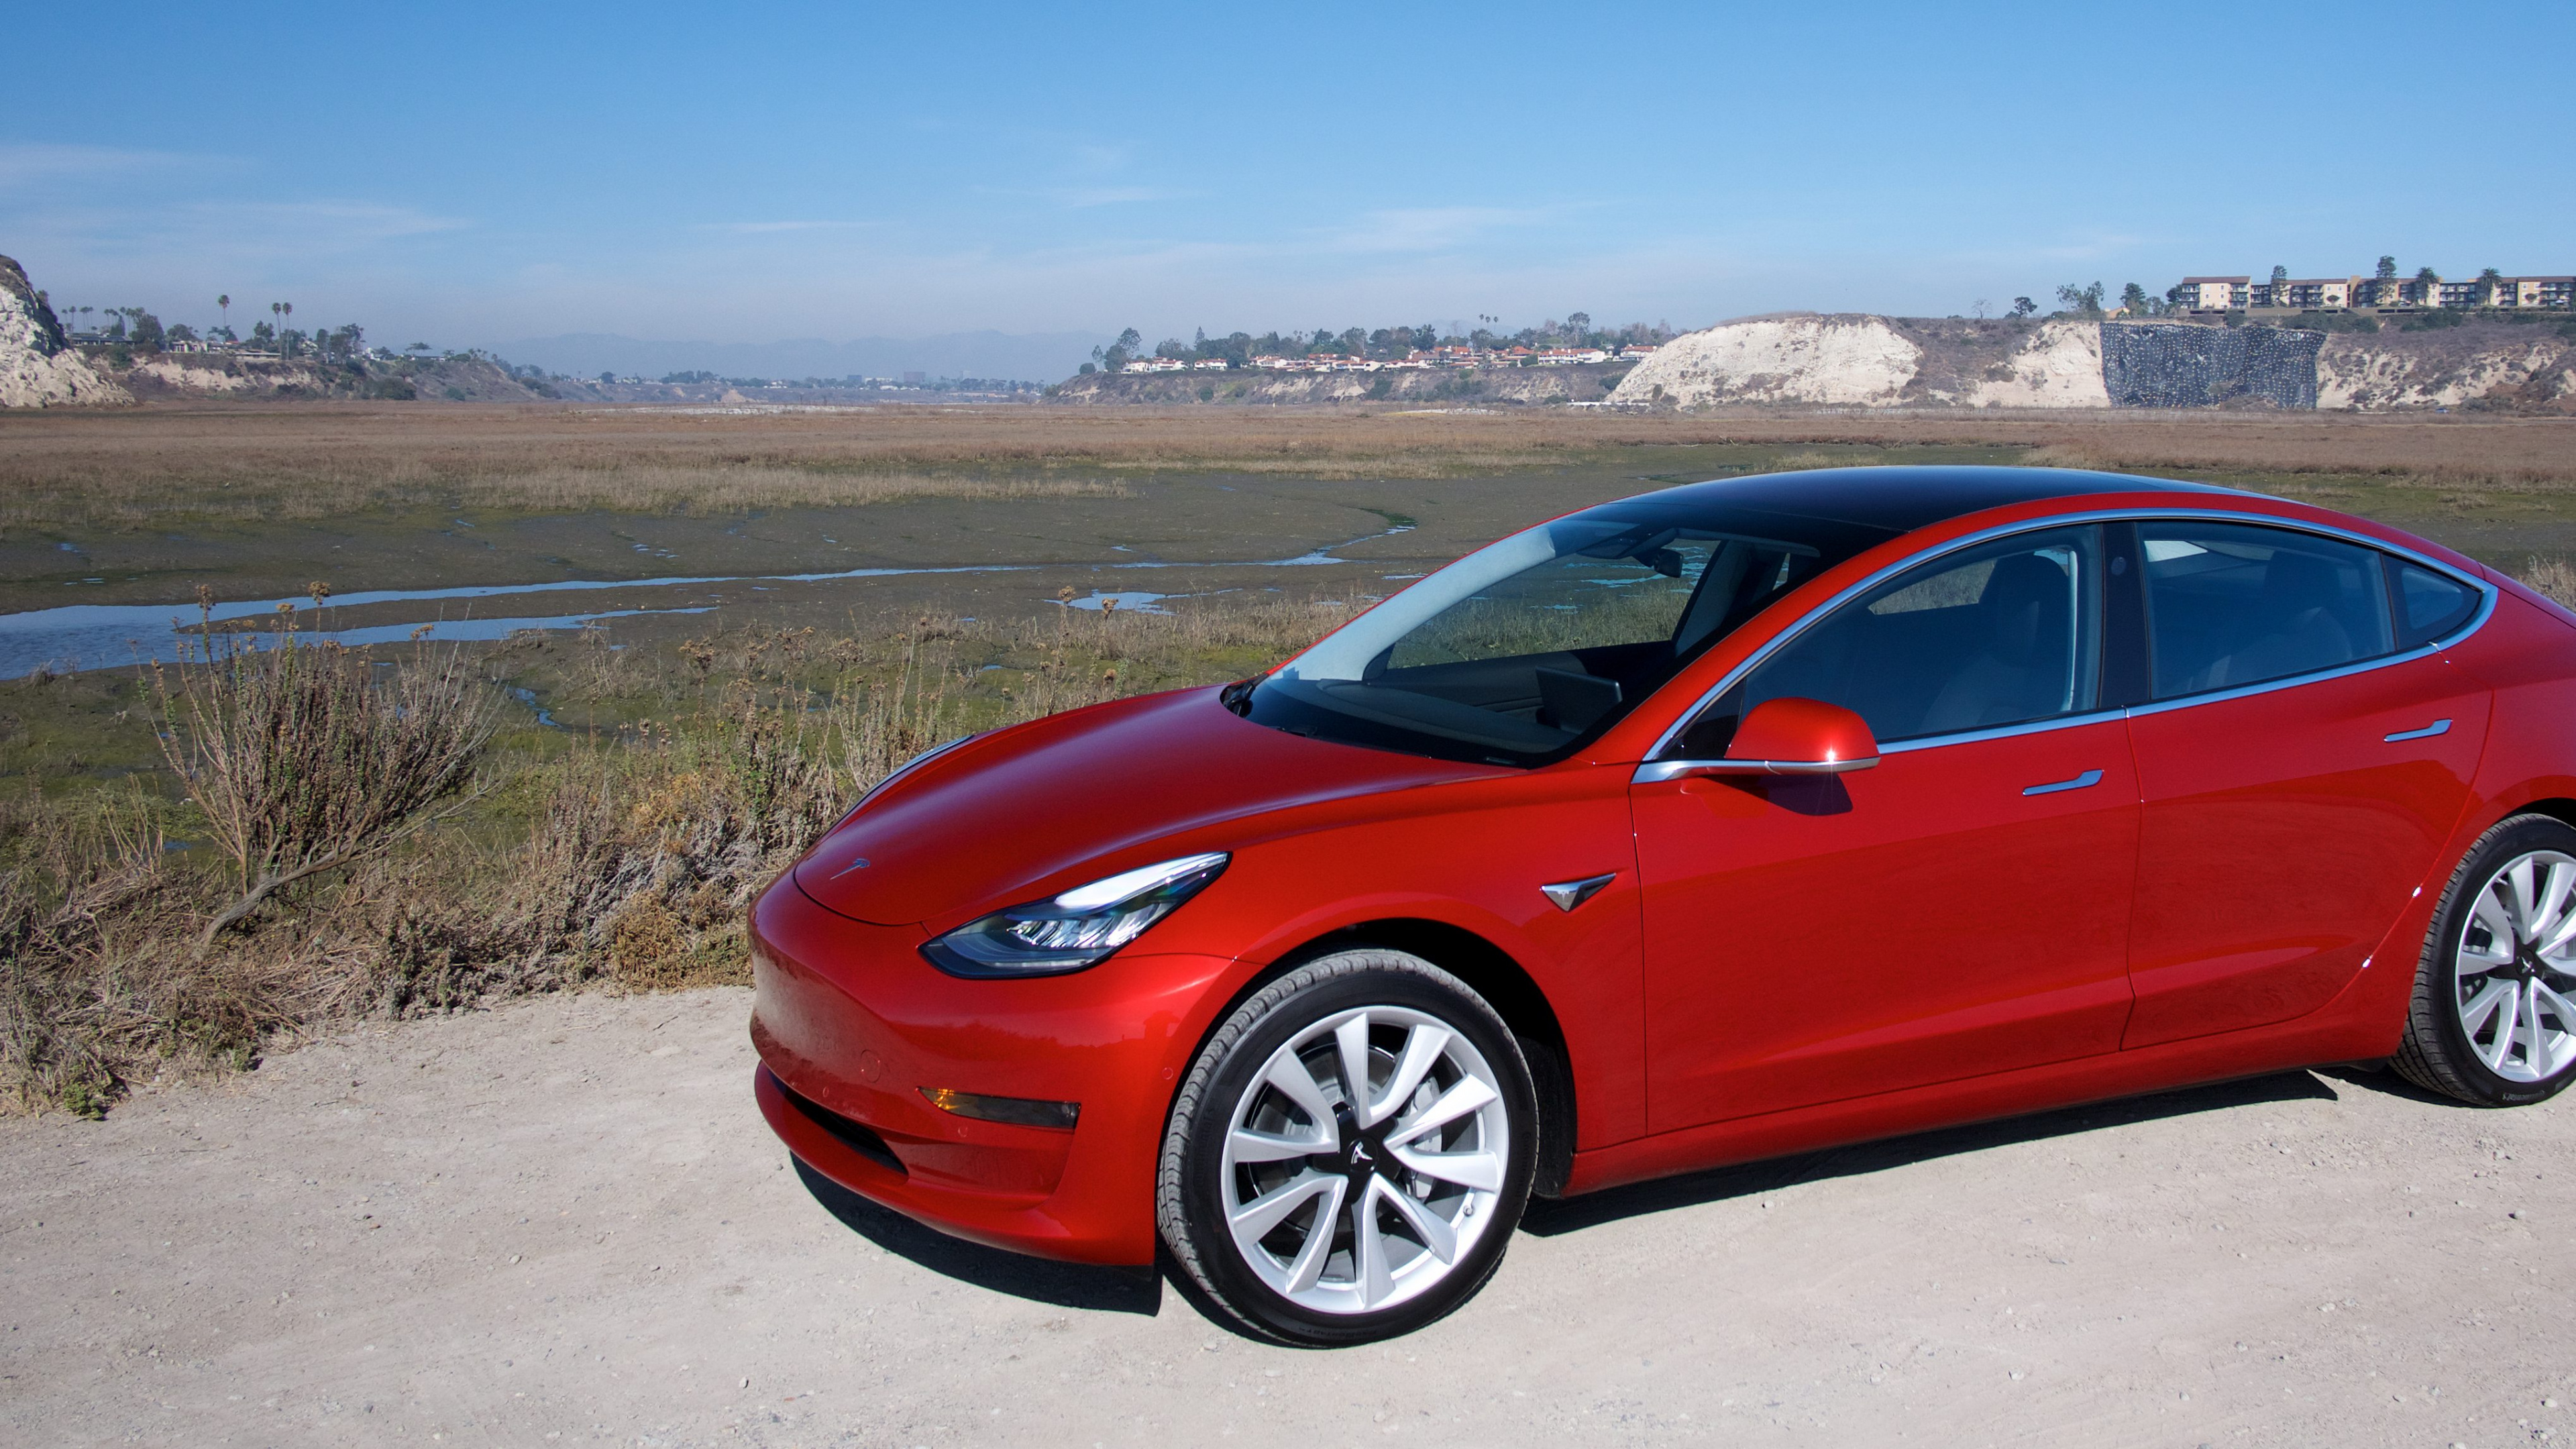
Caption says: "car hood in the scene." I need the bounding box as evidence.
[792,686,1499,927]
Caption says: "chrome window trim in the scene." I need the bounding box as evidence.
[1639,506,2498,763]
[1875,706,2130,756]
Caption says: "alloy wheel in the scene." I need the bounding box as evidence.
[1216,1005,1511,1316]
[2453,849,2576,1084]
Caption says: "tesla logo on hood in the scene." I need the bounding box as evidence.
[828,853,873,879]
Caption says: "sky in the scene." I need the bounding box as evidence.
[5,0,2566,367]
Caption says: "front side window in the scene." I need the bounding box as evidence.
[1241,501,1894,766]
[2140,521,2393,698]
[1680,525,2104,753]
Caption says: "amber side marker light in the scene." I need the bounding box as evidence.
[920,1086,1081,1130]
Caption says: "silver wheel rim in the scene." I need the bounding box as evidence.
[1218,1005,1511,1316]
[2454,848,2576,1084]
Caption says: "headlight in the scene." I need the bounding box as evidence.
[920,852,1230,978]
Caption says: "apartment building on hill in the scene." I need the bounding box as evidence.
[2178,269,2570,315]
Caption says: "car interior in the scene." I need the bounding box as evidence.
[1330,529,1825,749]
[2141,524,2394,696]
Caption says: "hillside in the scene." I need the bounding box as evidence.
[1051,360,1633,407]
[0,254,129,407]
[109,350,557,404]
[1611,313,2576,413]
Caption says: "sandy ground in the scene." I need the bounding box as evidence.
[3,987,2571,1448]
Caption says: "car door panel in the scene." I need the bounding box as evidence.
[1637,722,2141,1134]
[2122,655,2491,1048]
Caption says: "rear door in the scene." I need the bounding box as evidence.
[2120,519,2493,1048]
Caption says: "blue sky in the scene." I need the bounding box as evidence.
[5,0,2565,355]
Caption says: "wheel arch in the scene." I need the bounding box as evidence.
[1249,917,1578,1198]
[2501,796,2576,835]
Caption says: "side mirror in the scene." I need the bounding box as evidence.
[1633,696,1881,781]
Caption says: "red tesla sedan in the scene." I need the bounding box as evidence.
[751,466,2576,1344]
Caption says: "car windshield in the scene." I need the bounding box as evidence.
[1236,497,1898,766]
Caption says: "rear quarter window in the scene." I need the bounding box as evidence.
[2390,559,2481,649]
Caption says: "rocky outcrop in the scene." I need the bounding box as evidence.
[1958,321,2110,408]
[2098,323,2321,409]
[1609,313,2573,413]
[1610,315,1921,407]
[0,255,129,407]
[2317,329,2575,411]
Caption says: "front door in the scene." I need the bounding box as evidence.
[1636,524,2143,1132]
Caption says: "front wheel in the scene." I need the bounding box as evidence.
[1157,950,1537,1346]
[2396,814,2576,1106]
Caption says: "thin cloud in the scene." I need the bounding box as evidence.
[1042,185,1179,208]
[1324,207,1554,254]
[0,142,219,187]
[178,200,468,245]
[701,219,879,234]
[3,197,468,264]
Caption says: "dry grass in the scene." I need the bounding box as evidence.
[0,586,1347,1114]
[5,403,2575,530]
[2523,557,2576,610]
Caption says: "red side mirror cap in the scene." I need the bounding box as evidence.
[1725,696,1881,771]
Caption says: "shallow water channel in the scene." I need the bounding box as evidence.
[0,529,1409,678]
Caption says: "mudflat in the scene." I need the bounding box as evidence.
[8,403,2576,676]
[2,986,2568,1446]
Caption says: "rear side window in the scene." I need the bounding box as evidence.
[2140,521,2393,698]
[2390,559,2481,649]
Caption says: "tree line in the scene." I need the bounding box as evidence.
[1081,313,1677,373]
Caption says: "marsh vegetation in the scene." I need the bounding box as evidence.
[8,403,2576,1114]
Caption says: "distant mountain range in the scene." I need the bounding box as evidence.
[488,331,1110,384]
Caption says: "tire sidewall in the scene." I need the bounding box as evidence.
[2424,816,2576,1106]
[1173,959,1538,1346]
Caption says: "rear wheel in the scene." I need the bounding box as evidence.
[1158,950,1536,1346]
[2396,814,2576,1106]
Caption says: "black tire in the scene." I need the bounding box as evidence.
[1157,949,1538,1346]
[2395,813,2576,1106]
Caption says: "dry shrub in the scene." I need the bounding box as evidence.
[1772,449,1873,470]
[2021,443,2113,471]
[2522,557,2576,610]
[0,788,244,1114]
[152,625,497,945]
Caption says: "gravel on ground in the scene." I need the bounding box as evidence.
[3,985,2571,1447]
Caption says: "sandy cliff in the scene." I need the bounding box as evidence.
[1957,322,2110,408]
[1611,313,2573,413]
[2317,330,2575,411]
[0,254,129,407]
[1610,315,1922,407]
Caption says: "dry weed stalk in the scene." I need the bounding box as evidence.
[151,614,498,947]
[2522,557,2576,610]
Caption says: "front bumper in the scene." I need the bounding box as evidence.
[748,874,1234,1265]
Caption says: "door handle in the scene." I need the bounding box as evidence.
[2022,768,2104,797]
[2384,718,2452,743]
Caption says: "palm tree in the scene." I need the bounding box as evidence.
[217,294,229,331]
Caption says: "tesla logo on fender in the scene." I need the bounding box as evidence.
[829,853,873,879]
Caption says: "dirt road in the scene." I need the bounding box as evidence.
[4,986,2570,1447]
